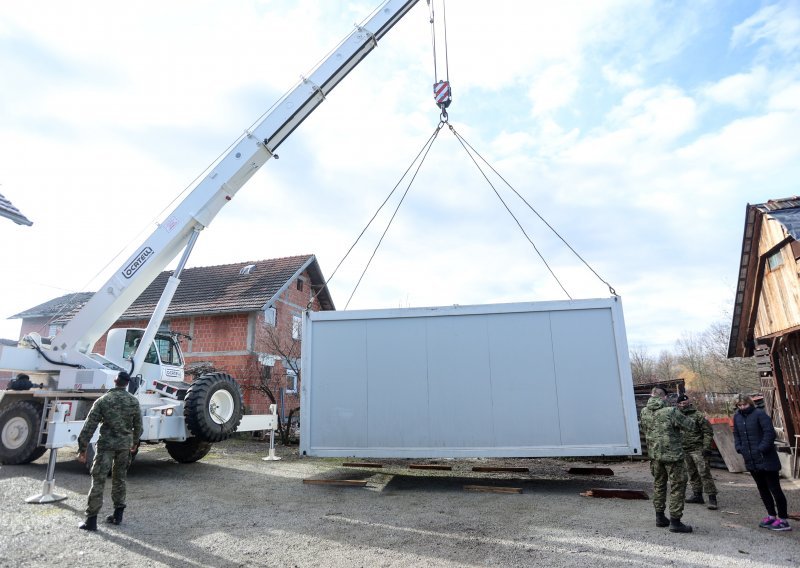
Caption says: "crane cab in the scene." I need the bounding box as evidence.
[104,328,185,396]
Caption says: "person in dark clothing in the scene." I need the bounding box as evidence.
[732,394,791,532]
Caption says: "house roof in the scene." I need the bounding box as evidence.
[121,254,335,318]
[11,292,94,320]
[728,196,800,358]
[0,192,32,226]
[10,255,335,324]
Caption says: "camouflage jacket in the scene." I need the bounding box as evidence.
[679,406,714,452]
[640,396,693,462]
[78,388,143,452]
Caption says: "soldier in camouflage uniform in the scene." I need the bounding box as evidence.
[77,371,142,531]
[640,387,694,533]
[677,394,718,510]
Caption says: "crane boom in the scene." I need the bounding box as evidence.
[50,0,420,359]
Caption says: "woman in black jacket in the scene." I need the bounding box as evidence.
[733,394,791,531]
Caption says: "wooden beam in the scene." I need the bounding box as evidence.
[580,488,648,500]
[567,467,614,476]
[471,466,529,473]
[409,464,452,471]
[342,462,383,468]
[302,479,368,487]
[463,485,523,494]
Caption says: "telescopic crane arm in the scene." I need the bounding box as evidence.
[44,0,421,367]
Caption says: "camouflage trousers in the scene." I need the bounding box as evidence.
[650,459,687,519]
[684,450,717,496]
[86,448,131,517]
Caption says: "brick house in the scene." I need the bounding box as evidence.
[7,255,334,418]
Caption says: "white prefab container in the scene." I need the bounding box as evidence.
[300,297,641,459]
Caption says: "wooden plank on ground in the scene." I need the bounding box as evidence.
[463,485,523,494]
[568,467,614,476]
[303,479,368,487]
[471,466,529,473]
[409,464,452,471]
[580,488,648,500]
[711,423,747,473]
[342,462,383,468]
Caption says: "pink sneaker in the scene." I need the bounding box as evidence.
[768,519,792,532]
[759,516,776,528]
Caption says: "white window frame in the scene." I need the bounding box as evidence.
[286,370,298,394]
[292,314,302,340]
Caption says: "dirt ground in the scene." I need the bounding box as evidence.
[1,438,799,567]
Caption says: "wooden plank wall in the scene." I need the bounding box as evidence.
[755,218,800,338]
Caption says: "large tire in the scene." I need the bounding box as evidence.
[165,438,213,463]
[184,372,243,442]
[0,401,46,465]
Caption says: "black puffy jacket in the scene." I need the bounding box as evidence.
[733,405,781,472]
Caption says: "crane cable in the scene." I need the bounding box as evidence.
[429,0,452,120]
[307,121,446,311]
[447,123,618,298]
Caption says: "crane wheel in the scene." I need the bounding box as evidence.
[165,438,213,463]
[0,401,46,465]
[184,372,243,442]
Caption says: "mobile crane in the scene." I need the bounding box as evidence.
[0,0,422,475]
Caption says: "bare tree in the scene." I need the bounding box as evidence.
[629,345,656,384]
[243,319,302,445]
[654,350,678,383]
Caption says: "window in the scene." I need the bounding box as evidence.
[286,370,298,394]
[122,329,182,366]
[154,334,182,366]
[264,306,277,327]
[768,251,784,271]
[296,279,304,292]
[47,323,63,338]
[292,315,302,340]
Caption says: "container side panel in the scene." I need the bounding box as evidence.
[426,315,493,447]
[365,317,430,447]
[486,312,562,446]
[550,308,629,446]
[308,320,368,449]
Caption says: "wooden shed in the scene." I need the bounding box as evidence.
[729,197,800,477]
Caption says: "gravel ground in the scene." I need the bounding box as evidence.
[1,438,799,567]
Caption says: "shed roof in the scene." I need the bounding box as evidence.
[0,192,32,226]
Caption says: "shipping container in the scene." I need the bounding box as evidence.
[300,297,640,458]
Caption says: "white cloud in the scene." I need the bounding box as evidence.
[731,1,800,55]
[700,67,769,108]
[527,64,580,117]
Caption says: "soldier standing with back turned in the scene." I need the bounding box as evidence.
[677,393,719,510]
[77,371,142,531]
[640,386,694,533]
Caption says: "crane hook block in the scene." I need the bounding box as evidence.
[433,80,452,109]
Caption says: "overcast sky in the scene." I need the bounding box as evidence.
[1,0,799,355]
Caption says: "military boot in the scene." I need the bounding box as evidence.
[655,511,669,527]
[669,518,693,533]
[105,507,125,525]
[685,492,704,504]
[707,495,718,510]
[79,515,98,531]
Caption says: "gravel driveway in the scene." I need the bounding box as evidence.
[1,438,798,567]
